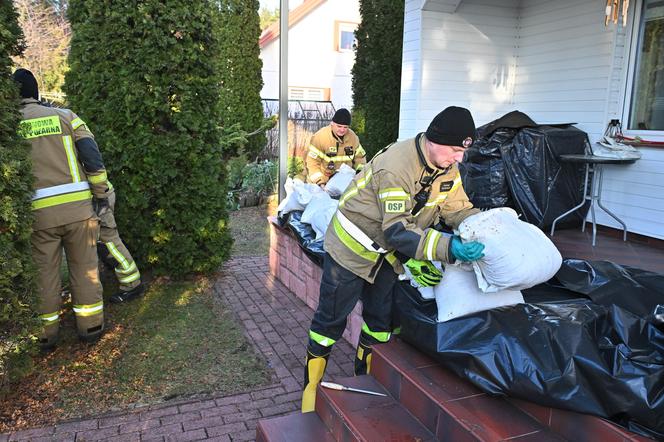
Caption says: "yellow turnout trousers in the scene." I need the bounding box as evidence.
[98,208,140,292]
[31,217,104,344]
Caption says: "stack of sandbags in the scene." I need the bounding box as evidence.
[408,207,561,322]
[458,207,562,293]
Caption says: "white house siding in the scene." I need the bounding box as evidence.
[260,0,360,110]
[516,0,663,239]
[514,0,615,140]
[401,0,664,239]
[399,0,425,137]
[399,0,519,139]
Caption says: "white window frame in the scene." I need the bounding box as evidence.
[622,0,664,140]
[335,22,357,53]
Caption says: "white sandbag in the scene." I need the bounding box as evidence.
[301,192,339,239]
[458,207,562,293]
[277,178,323,216]
[434,265,523,322]
[325,164,356,197]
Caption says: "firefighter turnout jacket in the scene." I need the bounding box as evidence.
[19,98,108,343]
[20,98,110,229]
[324,133,480,283]
[306,125,366,185]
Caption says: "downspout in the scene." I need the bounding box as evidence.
[278,0,289,202]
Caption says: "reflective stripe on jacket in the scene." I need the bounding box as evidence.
[324,135,479,283]
[305,125,366,185]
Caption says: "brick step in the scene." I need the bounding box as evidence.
[316,374,436,441]
[256,411,336,442]
[372,338,649,441]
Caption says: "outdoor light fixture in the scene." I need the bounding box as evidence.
[605,0,630,26]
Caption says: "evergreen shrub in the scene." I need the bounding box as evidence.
[65,0,242,276]
[218,0,265,159]
[352,0,404,158]
[0,1,37,391]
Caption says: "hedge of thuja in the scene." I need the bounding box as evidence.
[218,0,265,159]
[0,2,38,389]
[65,1,245,277]
[351,0,404,158]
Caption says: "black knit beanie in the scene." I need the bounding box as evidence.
[332,108,351,126]
[12,68,39,100]
[425,106,476,148]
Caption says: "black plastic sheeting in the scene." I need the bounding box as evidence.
[395,259,664,439]
[460,128,517,209]
[459,111,592,230]
[277,210,325,266]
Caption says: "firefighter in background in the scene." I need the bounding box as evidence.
[305,108,366,186]
[13,68,106,349]
[301,106,486,412]
[97,184,144,303]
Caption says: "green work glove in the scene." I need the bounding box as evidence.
[449,235,485,262]
[404,259,442,287]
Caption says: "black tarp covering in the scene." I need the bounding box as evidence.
[459,111,592,230]
[504,126,592,230]
[278,210,325,266]
[459,128,516,209]
[395,259,664,439]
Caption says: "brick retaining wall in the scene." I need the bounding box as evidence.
[268,217,362,346]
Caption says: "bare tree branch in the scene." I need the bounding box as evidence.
[12,0,71,96]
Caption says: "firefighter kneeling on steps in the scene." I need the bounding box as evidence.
[13,68,107,349]
[302,106,486,412]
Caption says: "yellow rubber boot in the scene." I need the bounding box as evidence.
[354,338,373,375]
[301,350,329,413]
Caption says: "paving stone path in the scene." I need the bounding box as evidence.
[3,256,354,442]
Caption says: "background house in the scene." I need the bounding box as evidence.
[259,0,360,110]
[400,0,664,240]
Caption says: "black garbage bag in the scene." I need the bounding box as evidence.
[459,128,516,209]
[282,210,325,266]
[503,125,591,230]
[460,111,591,231]
[395,259,664,439]
[459,110,537,210]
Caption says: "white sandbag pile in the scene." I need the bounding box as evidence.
[277,172,355,239]
[276,178,323,216]
[406,207,561,322]
[458,207,562,293]
[301,192,339,239]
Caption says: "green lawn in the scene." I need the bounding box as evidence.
[229,201,275,257]
[0,206,274,432]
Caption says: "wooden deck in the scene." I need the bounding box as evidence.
[549,226,664,275]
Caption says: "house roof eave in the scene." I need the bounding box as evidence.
[259,0,327,48]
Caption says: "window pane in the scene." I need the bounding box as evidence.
[340,30,355,51]
[629,1,664,130]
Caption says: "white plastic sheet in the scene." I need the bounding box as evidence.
[593,136,642,160]
[276,178,323,216]
[325,164,356,197]
[301,192,339,239]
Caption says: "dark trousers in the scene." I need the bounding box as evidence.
[309,255,397,347]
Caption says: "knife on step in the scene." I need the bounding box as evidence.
[321,381,387,397]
